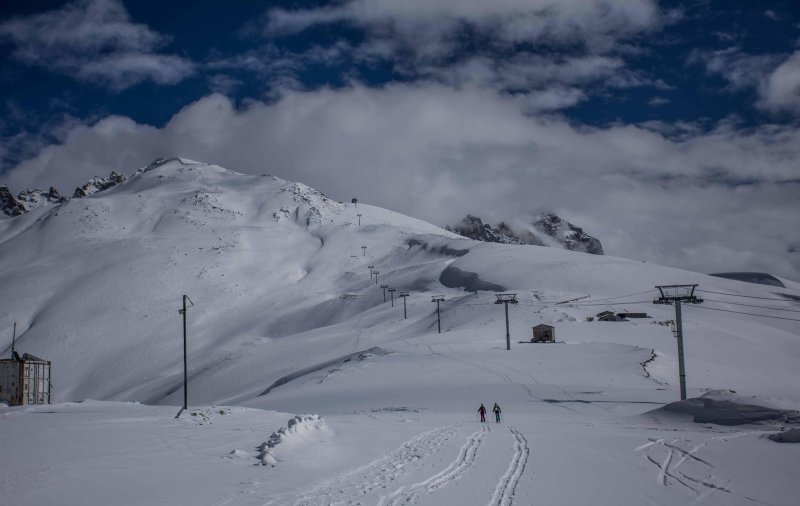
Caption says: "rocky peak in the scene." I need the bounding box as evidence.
[448,212,604,255]
[1,185,67,217]
[0,185,26,216]
[73,171,126,198]
[446,215,523,245]
[533,213,604,255]
[533,213,603,255]
[2,170,126,218]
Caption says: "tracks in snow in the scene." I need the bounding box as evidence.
[380,424,530,506]
[637,437,748,502]
[488,427,530,506]
[379,424,488,506]
[278,426,458,506]
[264,423,530,506]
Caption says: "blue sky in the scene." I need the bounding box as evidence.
[1,0,799,278]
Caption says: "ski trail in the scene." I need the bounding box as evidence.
[260,426,458,506]
[488,426,529,506]
[379,424,488,506]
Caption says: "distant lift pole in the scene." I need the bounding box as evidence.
[495,294,518,350]
[654,284,702,400]
[388,288,397,307]
[176,294,194,418]
[368,265,375,280]
[362,246,367,256]
[357,214,362,226]
[399,292,409,319]
[374,271,380,285]
[381,284,389,302]
[431,296,445,333]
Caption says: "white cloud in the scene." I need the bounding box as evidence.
[265,0,661,64]
[3,84,799,279]
[689,47,800,116]
[688,47,782,91]
[267,0,660,43]
[0,0,194,90]
[430,54,626,89]
[648,97,670,106]
[758,50,800,114]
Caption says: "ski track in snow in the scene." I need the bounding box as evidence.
[264,425,459,506]
[488,426,529,506]
[635,437,778,504]
[378,424,489,506]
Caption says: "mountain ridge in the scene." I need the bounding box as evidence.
[447,213,604,254]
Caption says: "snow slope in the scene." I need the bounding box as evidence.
[2,158,799,505]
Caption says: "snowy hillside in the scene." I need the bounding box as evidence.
[2,158,799,506]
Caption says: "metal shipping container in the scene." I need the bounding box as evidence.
[0,354,51,406]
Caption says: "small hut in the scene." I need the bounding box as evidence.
[596,311,622,322]
[531,324,555,343]
[0,352,51,406]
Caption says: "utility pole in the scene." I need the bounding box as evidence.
[374,271,380,285]
[495,294,518,350]
[654,284,702,400]
[388,288,397,307]
[431,296,445,333]
[399,292,409,319]
[362,245,367,256]
[357,214,362,226]
[380,284,388,302]
[176,294,194,418]
[11,322,16,358]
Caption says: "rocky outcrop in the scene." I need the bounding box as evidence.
[2,185,66,216]
[448,212,603,255]
[73,171,126,198]
[446,215,529,245]
[534,213,604,255]
[3,170,125,218]
[0,185,27,216]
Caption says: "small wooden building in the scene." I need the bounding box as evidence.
[531,324,555,343]
[0,352,51,406]
[596,311,622,322]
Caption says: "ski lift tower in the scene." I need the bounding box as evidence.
[495,293,518,351]
[653,284,702,400]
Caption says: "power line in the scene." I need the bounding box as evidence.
[685,304,800,322]
[697,289,799,302]
[565,300,654,307]
[702,298,800,313]
[565,290,658,304]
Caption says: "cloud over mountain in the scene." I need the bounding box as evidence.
[3,83,799,280]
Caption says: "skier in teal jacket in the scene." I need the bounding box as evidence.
[492,403,502,423]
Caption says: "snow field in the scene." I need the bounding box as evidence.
[2,159,799,505]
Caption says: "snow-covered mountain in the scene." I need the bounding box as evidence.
[2,158,799,506]
[447,213,604,254]
[0,169,126,218]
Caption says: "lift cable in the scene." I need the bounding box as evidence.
[701,298,800,313]
[685,304,800,322]
[696,289,799,302]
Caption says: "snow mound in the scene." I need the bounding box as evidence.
[257,414,327,466]
[645,391,800,426]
